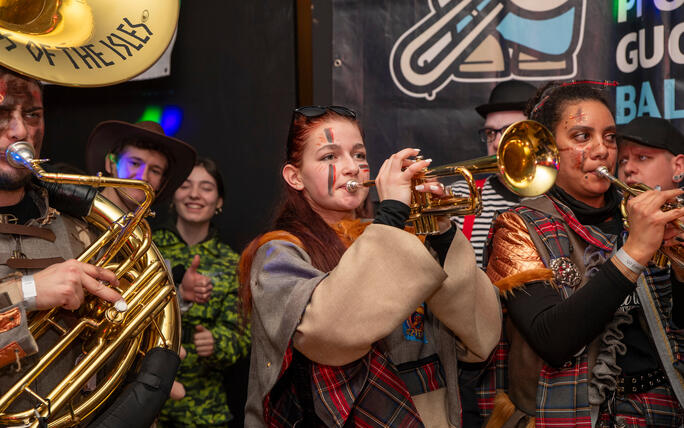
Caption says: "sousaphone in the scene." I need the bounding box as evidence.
[0,0,180,86]
[0,1,182,426]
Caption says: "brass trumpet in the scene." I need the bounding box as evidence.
[595,166,684,268]
[347,120,559,234]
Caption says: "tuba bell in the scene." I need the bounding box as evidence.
[346,120,559,234]
[0,0,180,87]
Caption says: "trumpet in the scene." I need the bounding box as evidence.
[595,166,684,268]
[347,120,560,234]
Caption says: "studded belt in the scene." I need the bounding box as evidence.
[617,368,667,395]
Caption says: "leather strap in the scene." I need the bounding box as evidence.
[6,257,65,270]
[0,223,56,242]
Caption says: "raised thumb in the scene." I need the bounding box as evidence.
[189,254,201,272]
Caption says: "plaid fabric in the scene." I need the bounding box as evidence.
[396,355,446,396]
[482,195,683,427]
[263,344,424,428]
[476,337,509,418]
[597,385,684,427]
[535,359,592,426]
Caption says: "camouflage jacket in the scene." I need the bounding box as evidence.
[153,225,250,427]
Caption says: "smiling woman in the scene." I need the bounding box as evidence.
[153,158,251,428]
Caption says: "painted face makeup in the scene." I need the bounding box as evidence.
[324,127,335,144]
[294,119,370,222]
[328,164,335,196]
[568,107,587,123]
[0,74,44,190]
[553,100,617,206]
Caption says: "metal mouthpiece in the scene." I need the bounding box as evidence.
[5,141,35,169]
[595,166,611,179]
[346,180,361,192]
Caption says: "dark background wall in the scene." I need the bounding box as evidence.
[41,2,298,252]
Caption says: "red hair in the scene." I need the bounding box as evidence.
[238,109,370,318]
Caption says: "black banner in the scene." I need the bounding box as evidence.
[332,0,684,171]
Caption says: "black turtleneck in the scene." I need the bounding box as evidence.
[505,187,660,372]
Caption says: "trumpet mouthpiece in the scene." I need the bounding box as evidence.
[346,181,360,192]
[595,166,610,178]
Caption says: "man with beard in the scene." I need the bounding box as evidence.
[0,66,123,369]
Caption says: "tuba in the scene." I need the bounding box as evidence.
[0,0,180,86]
[595,166,684,268]
[0,0,182,425]
[347,120,559,234]
[0,142,181,427]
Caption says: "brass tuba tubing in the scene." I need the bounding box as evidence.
[0,142,181,426]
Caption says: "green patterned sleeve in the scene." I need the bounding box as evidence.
[207,249,251,367]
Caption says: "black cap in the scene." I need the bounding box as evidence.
[475,80,538,118]
[617,116,684,155]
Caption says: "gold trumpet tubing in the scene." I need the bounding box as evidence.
[424,155,499,178]
[598,166,684,232]
[41,285,174,426]
[407,166,481,234]
[0,318,101,416]
[661,246,684,269]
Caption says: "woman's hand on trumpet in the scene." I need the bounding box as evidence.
[374,148,431,205]
[622,188,684,266]
[414,178,453,234]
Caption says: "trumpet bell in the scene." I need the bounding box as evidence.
[497,120,559,197]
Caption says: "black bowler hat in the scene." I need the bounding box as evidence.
[617,116,684,155]
[475,81,538,118]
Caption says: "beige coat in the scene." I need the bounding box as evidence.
[246,224,501,427]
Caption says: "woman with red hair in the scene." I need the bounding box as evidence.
[239,106,501,427]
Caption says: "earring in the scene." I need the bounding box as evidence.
[215,207,223,215]
[674,174,684,182]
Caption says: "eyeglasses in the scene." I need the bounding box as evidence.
[293,105,357,119]
[478,124,514,145]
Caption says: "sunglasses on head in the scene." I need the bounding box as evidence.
[293,105,357,119]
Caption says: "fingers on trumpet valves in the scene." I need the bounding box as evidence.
[414,181,445,195]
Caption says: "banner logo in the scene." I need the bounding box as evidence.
[390,0,587,99]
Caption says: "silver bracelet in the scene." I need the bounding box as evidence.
[21,275,37,311]
[615,248,645,275]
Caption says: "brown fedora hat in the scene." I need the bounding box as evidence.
[86,120,197,203]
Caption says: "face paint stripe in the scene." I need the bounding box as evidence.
[359,163,369,172]
[328,164,335,196]
[324,127,334,144]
